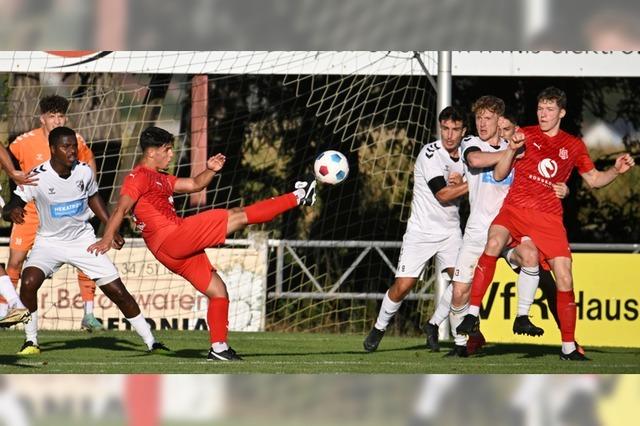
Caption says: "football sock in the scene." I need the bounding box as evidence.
[25,310,38,346]
[126,313,155,349]
[208,297,230,344]
[429,283,453,326]
[557,289,577,349]
[84,301,94,315]
[212,342,229,352]
[374,290,402,331]
[244,193,298,224]
[0,275,24,309]
[78,272,96,303]
[517,265,539,316]
[469,253,498,310]
[124,375,161,426]
[562,341,577,354]
[450,304,469,346]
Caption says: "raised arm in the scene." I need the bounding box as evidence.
[87,194,136,255]
[174,153,226,194]
[466,149,508,169]
[493,132,525,181]
[580,153,635,189]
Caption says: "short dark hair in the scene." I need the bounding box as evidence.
[438,106,466,127]
[39,95,69,115]
[49,126,76,146]
[537,87,567,109]
[472,95,505,116]
[140,126,174,151]
[501,109,518,125]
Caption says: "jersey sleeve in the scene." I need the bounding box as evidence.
[574,139,595,174]
[14,183,34,203]
[76,134,95,164]
[419,145,445,182]
[167,174,178,191]
[120,171,148,202]
[461,136,482,161]
[86,168,99,197]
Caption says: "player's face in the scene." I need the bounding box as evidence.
[439,119,466,152]
[537,100,566,133]
[498,117,516,140]
[40,112,67,134]
[475,109,499,141]
[155,144,174,169]
[51,135,78,167]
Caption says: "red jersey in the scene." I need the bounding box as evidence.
[503,126,595,216]
[120,165,183,252]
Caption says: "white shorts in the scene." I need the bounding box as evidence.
[24,237,119,285]
[395,230,462,278]
[452,239,485,284]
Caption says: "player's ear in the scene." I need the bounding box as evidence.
[559,108,566,119]
[461,126,467,137]
[39,114,46,127]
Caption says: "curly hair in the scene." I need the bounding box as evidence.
[39,95,69,115]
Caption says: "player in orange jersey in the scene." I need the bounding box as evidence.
[4,95,103,331]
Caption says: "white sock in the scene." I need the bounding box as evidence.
[374,290,403,331]
[126,313,155,349]
[562,341,577,354]
[0,303,8,318]
[212,342,229,352]
[429,283,452,326]
[293,189,305,204]
[517,265,539,316]
[84,301,94,315]
[468,305,480,317]
[449,304,469,347]
[0,275,23,308]
[25,310,38,345]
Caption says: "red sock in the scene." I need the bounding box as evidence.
[556,290,576,343]
[125,375,161,426]
[208,297,230,343]
[244,193,298,224]
[469,253,499,308]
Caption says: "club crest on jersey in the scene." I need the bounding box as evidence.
[559,147,569,160]
[76,180,85,192]
[36,153,44,161]
[537,158,558,178]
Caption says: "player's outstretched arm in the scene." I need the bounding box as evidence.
[87,194,136,255]
[1,193,27,224]
[174,153,226,194]
[466,150,508,169]
[493,132,524,181]
[0,143,37,186]
[87,193,125,249]
[580,153,635,189]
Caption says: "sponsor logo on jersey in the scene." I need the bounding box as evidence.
[481,169,514,185]
[537,158,558,178]
[559,147,569,160]
[50,199,85,218]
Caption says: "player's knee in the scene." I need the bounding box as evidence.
[485,237,504,256]
[555,274,573,291]
[19,275,40,294]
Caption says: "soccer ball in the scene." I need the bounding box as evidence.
[314,150,349,184]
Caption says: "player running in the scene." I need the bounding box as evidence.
[87,126,317,361]
[5,95,103,331]
[2,127,166,354]
[456,87,635,360]
[362,106,468,353]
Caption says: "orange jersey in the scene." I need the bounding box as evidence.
[9,127,94,173]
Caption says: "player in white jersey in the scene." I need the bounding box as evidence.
[2,127,168,355]
[363,107,468,352]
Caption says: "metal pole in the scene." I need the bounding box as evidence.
[437,51,452,115]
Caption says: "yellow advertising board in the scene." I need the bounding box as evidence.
[0,243,267,332]
[479,253,639,348]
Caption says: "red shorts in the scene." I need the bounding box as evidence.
[493,204,571,268]
[152,209,229,293]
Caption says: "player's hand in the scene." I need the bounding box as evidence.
[11,170,38,187]
[552,182,570,199]
[87,238,112,256]
[112,233,126,250]
[206,153,226,173]
[614,153,635,175]
[6,207,25,224]
[448,172,463,185]
[509,132,525,151]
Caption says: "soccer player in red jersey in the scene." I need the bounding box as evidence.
[88,126,317,361]
[456,87,635,360]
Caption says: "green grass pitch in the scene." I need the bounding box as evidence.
[0,329,638,373]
